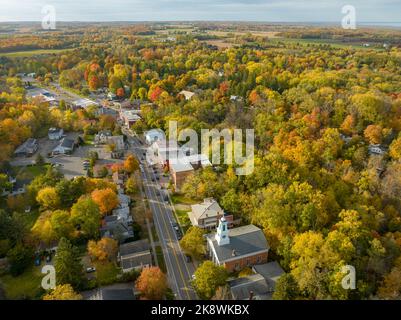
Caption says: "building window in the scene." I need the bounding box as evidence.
[246,259,251,266]
[235,263,240,271]
[257,256,262,263]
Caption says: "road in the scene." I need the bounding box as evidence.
[125,130,197,300]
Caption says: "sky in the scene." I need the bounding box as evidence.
[0,0,400,23]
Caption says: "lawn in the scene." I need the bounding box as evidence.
[175,209,190,231]
[94,261,121,286]
[83,134,95,146]
[171,193,197,205]
[0,266,44,300]
[0,48,76,58]
[16,164,51,180]
[155,246,166,273]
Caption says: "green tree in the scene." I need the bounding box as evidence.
[273,273,300,300]
[54,238,85,290]
[7,242,34,276]
[193,261,228,299]
[180,227,206,259]
[70,197,101,239]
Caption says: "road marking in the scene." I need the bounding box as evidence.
[132,137,194,300]
[142,160,193,300]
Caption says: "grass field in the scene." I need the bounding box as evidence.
[0,266,44,300]
[155,246,166,273]
[0,48,75,57]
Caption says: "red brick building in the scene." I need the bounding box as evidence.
[206,217,270,272]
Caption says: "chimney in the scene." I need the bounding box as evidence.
[249,291,254,300]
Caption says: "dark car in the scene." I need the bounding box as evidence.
[46,255,52,263]
[185,255,192,263]
[34,257,41,266]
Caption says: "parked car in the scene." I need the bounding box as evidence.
[46,255,52,263]
[86,267,96,273]
[34,257,41,266]
[185,255,192,263]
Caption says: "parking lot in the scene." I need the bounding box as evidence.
[11,132,123,180]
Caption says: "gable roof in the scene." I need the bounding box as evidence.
[120,239,150,256]
[252,261,285,291]
[228,274,269,300]
[191,198,223,221]
[207,225,269,263]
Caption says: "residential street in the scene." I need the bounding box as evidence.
[126,133,197,300]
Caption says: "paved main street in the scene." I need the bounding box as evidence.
[125,130,198,300]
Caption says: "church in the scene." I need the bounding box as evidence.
[206,217,270,272]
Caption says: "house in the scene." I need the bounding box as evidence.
[107,92,118,101]
[14,138,38,157]
[368,144,387,156]
[144,129,166,145]
[112,171,125,187]
[230,95,243,102]
[115,100,139,110]
[106,135,125,151]
[179,90,195,101]
[118,240,153,273]
[206,217,270,272]
[2,178,30,197]
[53,138,75,155]
[48,128,64,140]
[169,154,211,190]
[228,274,270,300]
[120,109,141,127]
[88,288,135,300]
[94,130,112,145]
[252,261,285,294]
[105,135,125,159]
[101,216,134,243]
[72,98,98,109]
[188,198,234,230]
[149,139,181,166]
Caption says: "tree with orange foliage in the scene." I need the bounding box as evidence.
[340,115,356,136]
[135,267,168,300]
[116,87,125,98]
[87,238,118,262]
[148,86,164,102]
[88,74,101,91]
[364,124,383,144]
[124,155,139,174]
[91,188,119,215]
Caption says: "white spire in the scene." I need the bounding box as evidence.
[215,216,229,246]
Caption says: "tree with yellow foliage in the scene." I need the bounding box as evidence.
[43,284,82,300]
[87,238,118,262]
[124,155,139,174]
[36,187,60,210]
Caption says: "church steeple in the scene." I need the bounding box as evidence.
[215,216,230,246]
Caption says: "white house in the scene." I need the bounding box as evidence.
[53,138,75,155]
[144,129,166,145]
[179,90,195,100]
[48,128,64,140]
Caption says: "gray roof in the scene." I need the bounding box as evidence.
[252,261,285,291]
[190,198,223,221]
[61,138,75,149]
[207,225,269,263]
[101,289,135,300]
[228,274,269,300]
[120,239,150,256]
[14,138,37,154]
[121,252,152,270]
